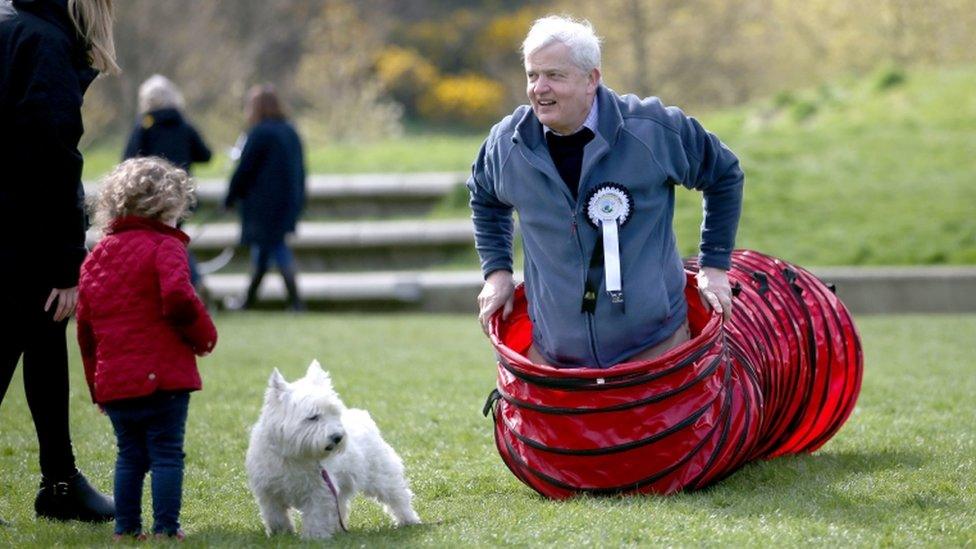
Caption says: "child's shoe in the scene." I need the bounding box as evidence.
[153,530,185,542]
[112,532,147,542]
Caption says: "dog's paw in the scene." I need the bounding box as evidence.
[397,511,422,527]
[300,529,335,540]
[265,525,295,537]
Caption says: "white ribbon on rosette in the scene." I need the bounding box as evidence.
[586,183,632,304]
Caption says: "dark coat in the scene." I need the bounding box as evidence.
[0,0,98,289]
[77,216,217,404]
[123,108,211,174]
[225,119,306,246]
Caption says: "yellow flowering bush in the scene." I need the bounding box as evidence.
[375,46,439,115]
[419,74,506,128]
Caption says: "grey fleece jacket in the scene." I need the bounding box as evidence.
[467,86,744,368]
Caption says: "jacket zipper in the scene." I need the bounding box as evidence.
[571,206,601,366]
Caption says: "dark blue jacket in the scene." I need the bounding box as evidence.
[0,0,98,289]
[225,119,306,246]
[468,86,743,367]
[123,108,211,174]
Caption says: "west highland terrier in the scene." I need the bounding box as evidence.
[245,360,420,539]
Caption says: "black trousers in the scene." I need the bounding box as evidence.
[0,286,77,480]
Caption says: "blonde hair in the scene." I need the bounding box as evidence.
[68,0,120,75]
[138,74,185,113]
[94,157,196,231]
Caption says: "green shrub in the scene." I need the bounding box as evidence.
[873,64,907,91]
[790,99,819,122]
[772,90,796,108]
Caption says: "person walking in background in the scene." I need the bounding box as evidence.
[77,157,218,541]
[123,75,212,172]
[224,84,306,311]
[0,0,118,523]
[123,74,212,294]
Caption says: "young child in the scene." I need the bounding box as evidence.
[76,157,217,541]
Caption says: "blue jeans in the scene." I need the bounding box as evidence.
[245,240,302,309]
[251,240,295,272]
[104,392,190,536]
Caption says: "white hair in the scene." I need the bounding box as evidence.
[521,15,602,72]
[138,74,185,114]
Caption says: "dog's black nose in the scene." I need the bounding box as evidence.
[331,433,344,445]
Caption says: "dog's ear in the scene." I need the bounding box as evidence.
[306,359,332,386]
[268,368,289,393]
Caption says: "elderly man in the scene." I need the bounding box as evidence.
[468,15,743,368]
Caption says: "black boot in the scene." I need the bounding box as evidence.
[281,266,305,312]
[242,266,268,310]
[35,470,114,522]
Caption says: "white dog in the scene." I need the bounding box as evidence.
[245,360,420,539]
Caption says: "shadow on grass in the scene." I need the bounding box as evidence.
[675,448,954,521]
[544,447,953,525]
[194,520,435,546]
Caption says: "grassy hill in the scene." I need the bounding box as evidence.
[691,64,976,266]
[81,64,976,266]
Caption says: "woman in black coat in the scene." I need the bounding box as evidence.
[0,0,115,523]
[224,84,306,310]
[123,74,212,288]
[123,74,211,174]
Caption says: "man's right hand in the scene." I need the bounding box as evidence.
[478,270,515,335]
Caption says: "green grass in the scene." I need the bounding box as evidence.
[82,134,484,181]
[1,313,974,546]
[304,135,483,174]
[689,65,976,266]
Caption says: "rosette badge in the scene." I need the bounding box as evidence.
[586,183,633,305]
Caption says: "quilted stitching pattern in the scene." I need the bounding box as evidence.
[77,216,217,404]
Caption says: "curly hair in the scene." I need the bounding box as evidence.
[93,157,196,231]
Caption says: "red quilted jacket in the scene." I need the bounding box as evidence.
[76,216,217,404]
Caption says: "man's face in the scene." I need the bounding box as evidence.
[525,42,600,135]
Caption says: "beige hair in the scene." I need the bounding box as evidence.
[138,74,185,113]
[68,0,120,75]
[93,157,196,231]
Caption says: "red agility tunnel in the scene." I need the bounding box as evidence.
[484,250,863,499]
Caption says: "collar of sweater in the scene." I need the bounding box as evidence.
[107,216,190,245]
[515,85,622,151]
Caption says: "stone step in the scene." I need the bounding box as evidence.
[205,270,490,312]
[203,266,976,314]
[808,265,976,314]
[86,172,468,219]
[88,219,477,272]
